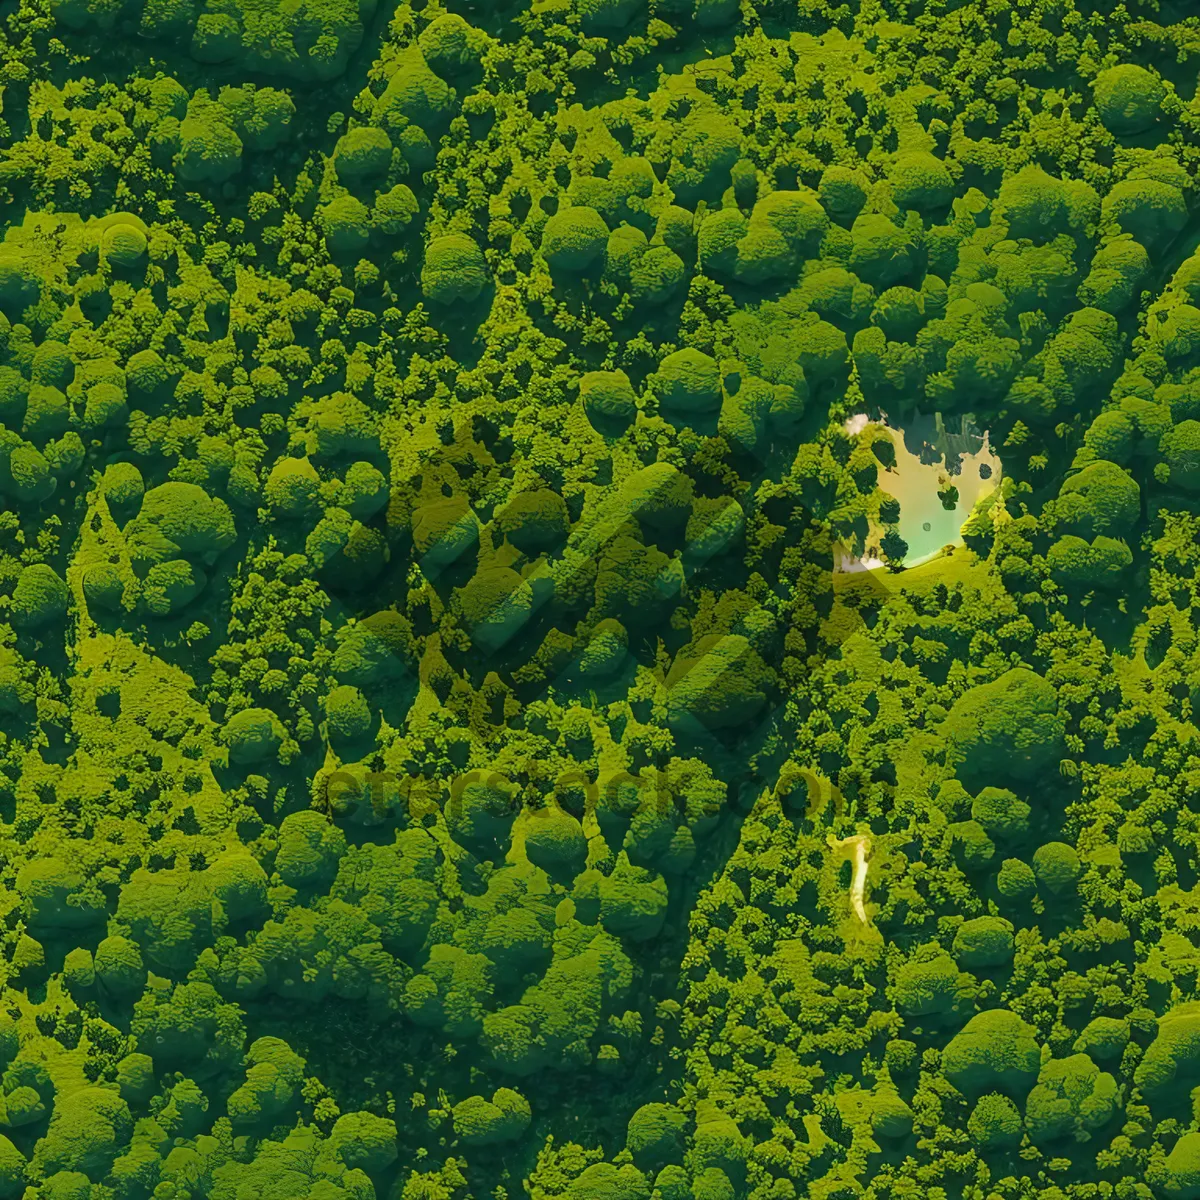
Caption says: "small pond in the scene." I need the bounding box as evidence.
[841,411,1001,571]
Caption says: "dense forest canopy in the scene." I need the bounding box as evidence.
[0,0,1191,1196]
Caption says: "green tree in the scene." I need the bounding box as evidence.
[1024,1054,1119,1144]
[966,1093,1022,1151]
[543,206,610,272]
[1093,63,1166,135]
[942,668,1065,787]
[942,1009,1041,1098]
[421,235,489,305]
[1150,1131,1200,1200]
